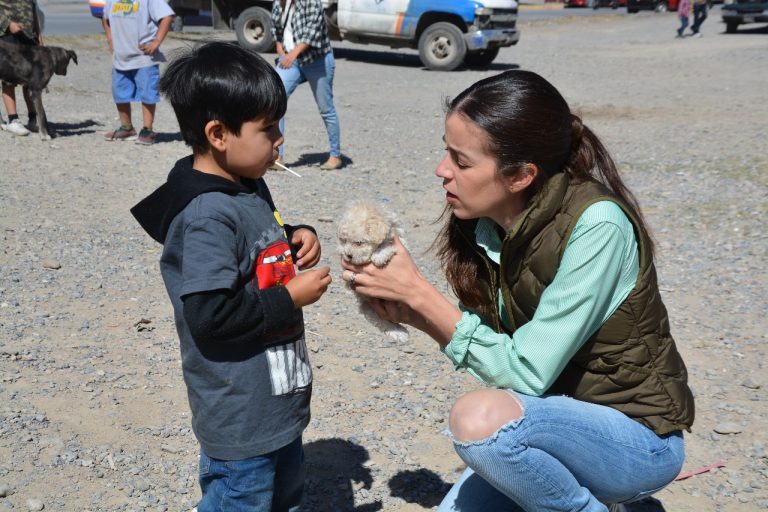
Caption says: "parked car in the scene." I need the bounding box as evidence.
[722,0,768,31]
[627,0,679,12]
[565,0,627,8]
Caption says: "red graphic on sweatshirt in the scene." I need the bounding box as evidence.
[254,241,296,289]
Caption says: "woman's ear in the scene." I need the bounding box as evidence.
[508,163,539,193]
[204,120,226,152]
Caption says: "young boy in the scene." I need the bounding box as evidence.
[102,0,174,144]
[130,42,332,510]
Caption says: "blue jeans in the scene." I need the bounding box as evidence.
[677,16,689,36]
[198,436,305,512]
[439,393,685,512]
[691,4,708,33]
[275,52,340,158]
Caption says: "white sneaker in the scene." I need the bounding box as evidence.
[1,118,31,136]
[692,32,703,38]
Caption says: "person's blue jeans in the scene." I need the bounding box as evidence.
[438,393,685,512]
[275,52,341,158]
[197,436,305,512]
[691,4,708,33]
[677,16,689,36]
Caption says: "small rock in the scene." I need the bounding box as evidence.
[0,485,9,498]
[41,260,61,270]
[741,378,761,389]
[25,499,44,511]
[714,422,743,434]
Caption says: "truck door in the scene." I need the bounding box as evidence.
[338,0,411,37]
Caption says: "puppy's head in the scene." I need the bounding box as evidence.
[337,201,396,265]
[52,48,78,76]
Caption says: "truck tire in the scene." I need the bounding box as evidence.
[418,22,466,71]
[654,1,668,11]
[725,21,739,33]
[463,48,500,68]
[171,15,183,33]
[235,7,275,53]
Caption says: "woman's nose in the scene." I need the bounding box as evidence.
[435,154,452,179]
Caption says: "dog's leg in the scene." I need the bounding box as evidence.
[30,89,50,140]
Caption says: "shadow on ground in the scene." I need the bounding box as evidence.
[333,46,520,71]
[389,468,453,508]
[304,438,381,511]
[47,119,100,138]
[287,152,354,169]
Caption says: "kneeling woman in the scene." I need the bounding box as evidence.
[342,70,694,511]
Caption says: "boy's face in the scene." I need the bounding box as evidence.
[225,117,283,180]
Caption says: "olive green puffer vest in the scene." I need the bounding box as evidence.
[469,172,695,434]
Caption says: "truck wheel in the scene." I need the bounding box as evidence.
[235,7,275,53]
[654,1,668,11]
[171,16,183,33]
[418,22,466,71]
[463,48,500,68]
[726,21,739,33]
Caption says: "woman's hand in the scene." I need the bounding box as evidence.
[340,236,422,304]
[340,236,462,347]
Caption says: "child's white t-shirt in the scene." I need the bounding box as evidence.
[103,0,175,70]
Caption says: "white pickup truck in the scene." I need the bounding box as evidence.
[171,0,520,71]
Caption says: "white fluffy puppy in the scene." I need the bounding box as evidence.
[337,201,408,342]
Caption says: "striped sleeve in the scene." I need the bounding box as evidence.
[442,201,639,395]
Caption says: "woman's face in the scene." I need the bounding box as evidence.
[436,113,526,231]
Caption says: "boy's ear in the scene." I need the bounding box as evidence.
[204,120,227,151]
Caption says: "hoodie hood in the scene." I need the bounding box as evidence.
[131,156,253,244]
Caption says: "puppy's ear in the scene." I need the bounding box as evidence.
[365,214,392,245]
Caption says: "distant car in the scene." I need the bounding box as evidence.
[722,0,768,31]
[627,0,679,12]
[565,0,627,7]
[89,0,104,18]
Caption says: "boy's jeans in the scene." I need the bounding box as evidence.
[198,436,305,512]
[439,393,685,512]
[677,16,689,36]
[275,52,341,158]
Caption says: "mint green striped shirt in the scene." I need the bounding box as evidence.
[442,201,640,396]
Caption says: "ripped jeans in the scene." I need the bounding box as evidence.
[439,393,685,512]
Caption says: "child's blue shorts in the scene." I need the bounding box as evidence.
[111,65,160,104]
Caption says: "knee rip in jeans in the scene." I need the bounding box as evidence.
[445,389,525,446]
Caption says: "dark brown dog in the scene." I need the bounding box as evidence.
[0,42,78,140]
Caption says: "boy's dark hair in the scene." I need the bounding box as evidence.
[159,41,287,149]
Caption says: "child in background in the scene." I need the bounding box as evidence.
[131,41,331,511]
[102,0,174,144]
[677,0,691,38]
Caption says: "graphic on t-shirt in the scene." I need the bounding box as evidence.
[111,0,139,16]
[266,336,312,395]
[254,241,295,289]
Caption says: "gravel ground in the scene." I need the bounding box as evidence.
[1,10,766,512]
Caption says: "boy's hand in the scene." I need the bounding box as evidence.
[140,39,161,55]
[286,266,332,309]
[291,228,321,269]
